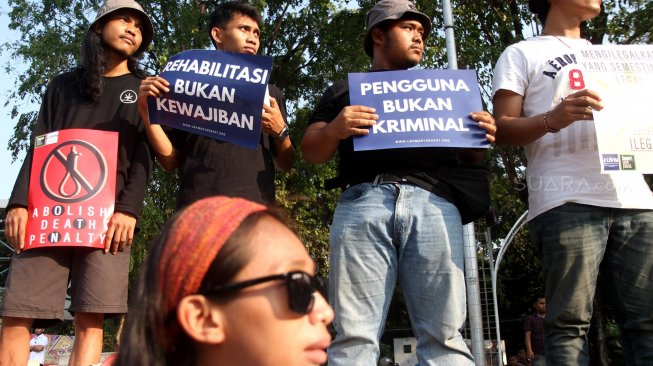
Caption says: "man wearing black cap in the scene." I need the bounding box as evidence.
[0,1,154,365]
[301,0,496,364]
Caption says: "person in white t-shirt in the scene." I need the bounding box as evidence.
[492,0,653,365]
[29,328,48,366]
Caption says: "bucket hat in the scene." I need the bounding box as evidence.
[364,0,432,56]
[91,0,154,53]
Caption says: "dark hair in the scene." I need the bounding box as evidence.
[116,209,290,366]
[208,1,262,49]
[79,19,146,102]
[528,0,550,25]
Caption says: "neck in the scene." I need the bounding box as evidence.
[371,58,396,71]
[541,9,584,38]
[371,55,412,72]
[104,52,131,77]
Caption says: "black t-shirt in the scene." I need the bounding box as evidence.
[309,78,491,224]
[170,85,288,209]
[309,79,458,184]
[8,69,153,219]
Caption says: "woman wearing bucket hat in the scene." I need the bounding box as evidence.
[0,1,154,365]
[114,196,333,366]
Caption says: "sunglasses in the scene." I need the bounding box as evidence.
[205,271,327,315]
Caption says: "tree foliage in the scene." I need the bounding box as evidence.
[3,0,651,355]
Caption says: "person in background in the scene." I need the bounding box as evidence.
[28,328,48,366]
[524,296,546,366]
[507,354,525,366]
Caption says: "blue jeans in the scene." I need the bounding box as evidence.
[327,182,474,366]
[530,203,653,366]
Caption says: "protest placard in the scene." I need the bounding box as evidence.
[348,69,489,151]
[25,129,118,250]
[578,44,653,173]
[148,49,273,150]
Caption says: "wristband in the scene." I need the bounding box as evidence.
[543,111,560,133]
[276,125,290,141]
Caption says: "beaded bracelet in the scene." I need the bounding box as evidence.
[543,111,560,133]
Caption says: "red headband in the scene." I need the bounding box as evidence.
[158,196,266,313]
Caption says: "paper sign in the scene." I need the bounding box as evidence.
[25,129,118,250]
[578,45,653,173]
[148,49,273,150]
[348,69,489,151]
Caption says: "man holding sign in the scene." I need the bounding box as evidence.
[492,0,653,365]
[138,1,294,209]
[301,0,496,364]
[1,1,154,365]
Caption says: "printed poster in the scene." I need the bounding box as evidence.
[148,49,273,150]
[348,69,489,151]
[25,129,117,250]
[577,44,653,173]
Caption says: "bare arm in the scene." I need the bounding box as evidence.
[493,89,603,146]
[262,97,295,172]
[30,345,45,352]
[524,330,534,360]
[138,76,180,171]
[300,106,378,164]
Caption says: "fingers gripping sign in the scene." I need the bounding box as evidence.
[138,76,170,125]
[548,89,604,131]
[262,96,285,136]
[470,111,497,144]
[332,105,378,139]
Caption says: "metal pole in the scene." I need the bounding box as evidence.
[442,0,458,69]
[441,0,484,363]
[491,210,529,366]
[463,224,486,365]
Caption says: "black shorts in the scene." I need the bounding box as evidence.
[0,246,130,327]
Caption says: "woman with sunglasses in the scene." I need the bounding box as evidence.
[114,196,333,366]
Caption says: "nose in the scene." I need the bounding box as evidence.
[413,31,423,43]
[126,25,136,37]
[247,33,258,45]
[310,292,334,325]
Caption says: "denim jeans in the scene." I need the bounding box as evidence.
[530,203,653,366]
[327,182,474,366]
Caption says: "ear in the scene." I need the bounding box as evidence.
[210,27,223,49]
[371,27,386,50]
[177,295,226,345]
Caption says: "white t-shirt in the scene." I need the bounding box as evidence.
[492,35,653,220]
[29,333,49,365]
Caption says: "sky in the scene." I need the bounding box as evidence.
[0,0,26,201]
